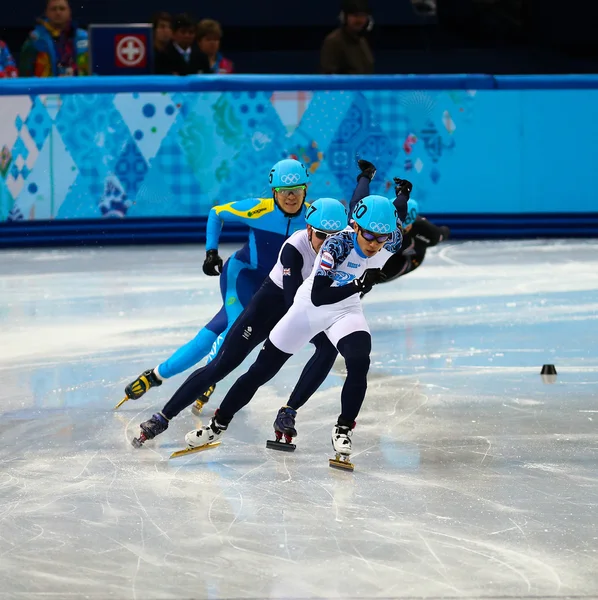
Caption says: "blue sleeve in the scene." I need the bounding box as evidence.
[205,197,267,251]
[280,244,305,309]
[348,177,371,218]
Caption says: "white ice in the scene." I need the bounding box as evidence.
[0,239,597,600]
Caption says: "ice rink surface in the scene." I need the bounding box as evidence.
[0,239,597,600]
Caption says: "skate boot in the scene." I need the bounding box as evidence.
[131,412,169,448]
[329,421,355,471]
[266,406,297,452]
[190,383,217,416]
[184,412,228,450]
[126,369,162,400]
[115,368,163,410]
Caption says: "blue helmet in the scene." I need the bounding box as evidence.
[269,159,309,188]
[306,198,347,233]
[352,195,399,235]
[404,199,419,227]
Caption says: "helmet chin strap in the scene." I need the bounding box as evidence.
[307,226,317,252]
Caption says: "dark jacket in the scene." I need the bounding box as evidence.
[320,27,374,75]
[155,42,210,75]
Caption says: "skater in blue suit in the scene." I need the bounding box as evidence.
[120,158,310,410]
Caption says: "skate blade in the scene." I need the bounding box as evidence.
[114,396,129,410]
[329,456,354,472]
[169,442,221,459]
[266,439,296,452]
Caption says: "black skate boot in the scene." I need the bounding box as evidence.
[131,412,169,448]
[125,369,162,400]
[266,406,297,452]
[191,383,217,417]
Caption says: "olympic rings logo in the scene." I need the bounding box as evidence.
[320,219,342,229]
[368,222,392,233]
[280,173,301,185]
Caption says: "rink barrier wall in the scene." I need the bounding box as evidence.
[1,74,598,247]
[2,213,598,248]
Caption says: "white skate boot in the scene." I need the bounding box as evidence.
[169,415,227,459]
[329,422,355,471]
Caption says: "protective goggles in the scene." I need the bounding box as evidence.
[274,185,307,197]
[359,227,391,243]
[311,227,340,241]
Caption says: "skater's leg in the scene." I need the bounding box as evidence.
[205,265,265,364]
[186,299,323,447]
[287,332,339,411]
[185,338,294,451]
[335,330,372,424]
[325,328,371,467]
[161,282,287,420]
[156,259,235,379]
[216,339,293,423]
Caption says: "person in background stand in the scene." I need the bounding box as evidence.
[154,13,210,75]
[19,0,88,77]
[197,19,234,73]
[320,0,374,74]
[152,12,173,55]
[0,40,18,78]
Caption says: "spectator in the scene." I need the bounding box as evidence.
[0,40,18,78]
[19,0,88,77]
[152,12,173,54]
[154,13,210,75]
[197,19,234,74]
[320,0,374,74]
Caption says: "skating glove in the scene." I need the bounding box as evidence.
[394,177,413,199]
[203,249,223,276]
[357,159,377,182]
[439,225,451,241]
[357,268,387,298]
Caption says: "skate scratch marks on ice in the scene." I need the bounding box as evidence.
[73,450,99,479]
[282,457,292,483]
[206,460,269,543]
[421,529,534,592]
[363,529,462,593]
[413,529,463,593]
[350,542,377,575]
[102,453,121,525]
[315,481,341,523]
[478,437,492,465]
[437,244,464,266]
[282,526,291,561]
[132,484,172,543]
[489,524,519,536]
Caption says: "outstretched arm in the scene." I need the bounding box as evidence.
[411,217,450,248]
[205,197,268,252]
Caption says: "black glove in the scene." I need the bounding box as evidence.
[357,268,387,298]
[203,249,223,276]
[393,177,413,199]
[439,225,451,241]
[357,159,376,182]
